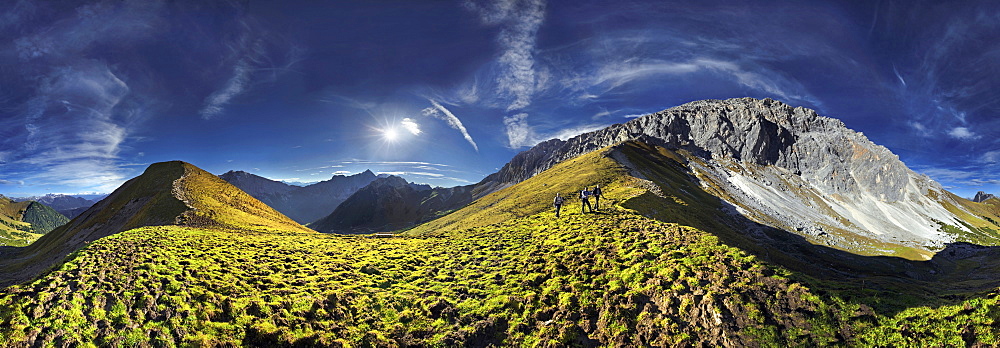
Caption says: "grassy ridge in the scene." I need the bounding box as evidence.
[173,162,314,234]
[1,208,997,346]
[20,202,69,235]
[407,147,643,235]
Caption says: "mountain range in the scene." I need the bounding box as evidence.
[11,194,99,219]
[2,98,1000,346]
[219,169,377,224]
[309,175,473,233]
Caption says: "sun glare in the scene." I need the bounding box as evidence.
[383,128,399,141]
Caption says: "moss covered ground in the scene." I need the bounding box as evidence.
[2,147,1000,346]
[2,205,999,346]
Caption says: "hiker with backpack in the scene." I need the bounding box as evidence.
[592,185,602,211]
[553,193,565,218]
[580,187,593,213]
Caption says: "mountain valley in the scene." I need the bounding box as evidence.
[0,196,68,247]
[1,98,1000,346]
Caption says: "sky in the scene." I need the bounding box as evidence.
[0,0,998,198]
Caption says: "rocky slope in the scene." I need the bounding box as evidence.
[310,176,473,234]
[0,161,312,287]
[220,170,377,223]
[471,98,994,258]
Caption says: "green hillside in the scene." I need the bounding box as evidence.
[0,197,68,247]
[2,151,1000,346]
[0,161,312,288]
[20,202,70,235]
[2,207,999,346]
[406,144,643,235]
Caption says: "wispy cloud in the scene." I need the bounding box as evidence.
[338,160,452,167]
[503,113,531,148]
[6,61,135,193]
[199,17,268,119]
[947,127,978,140]
[421,100,479,151]
[582,57,820,107]
[503,112,607,148]
[467,0,546,112]
[0,179,24,186]
[892,64,907,87]
[401,118,421,135]
[981,151,1000,164]
[200,55,254,119]
[466,0,549,151]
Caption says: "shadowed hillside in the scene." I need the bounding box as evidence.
[310,176,473,234]
[0,197,68,247]
[220,170,377,224]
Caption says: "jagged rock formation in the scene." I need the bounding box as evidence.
[474,98,983,256]
[220,170,377,224]
[974,191,997,203]
[311,176,473,234]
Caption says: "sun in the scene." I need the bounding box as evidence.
[382,128,399,141]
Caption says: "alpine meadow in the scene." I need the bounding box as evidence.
[3,1,1000,347]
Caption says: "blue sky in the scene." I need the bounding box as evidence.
[1,0,998,198]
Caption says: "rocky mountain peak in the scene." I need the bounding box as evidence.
[373,175,411,189]
[478,97,926,203]
[974,191,997,203]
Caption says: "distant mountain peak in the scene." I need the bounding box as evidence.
[974,191,997,203]
[221,166,378,224]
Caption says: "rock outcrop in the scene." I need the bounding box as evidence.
[474,97,973,255]
[479,98,918,202]
[973,191,997,203]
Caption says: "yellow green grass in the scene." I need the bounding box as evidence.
[3,145,1000,346]
[3,207,999,346]
[406,145,643,235]
[173,162,314,234]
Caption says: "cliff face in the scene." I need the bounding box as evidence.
[475,98,974,256]
[480,98,920,203]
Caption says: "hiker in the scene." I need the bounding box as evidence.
[580,187,593,213]
[553,193,565,218]
[592,185,602,211]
